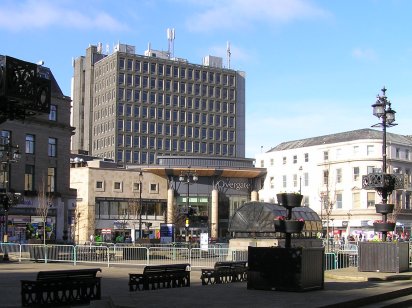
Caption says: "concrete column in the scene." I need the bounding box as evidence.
[167,188,174,224]
[251,190,258,201]
[211,189,218,240]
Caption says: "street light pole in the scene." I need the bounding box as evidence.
[138,171,143,240]
[179,166,198,243]
[1,136,20,262]
[370,87,397,241]
[299,166,303,194]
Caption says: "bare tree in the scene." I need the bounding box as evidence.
[36,178,53,245]
[319,166,337,251]
[128,198,142,242]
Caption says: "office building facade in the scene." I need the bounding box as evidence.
[72,43,246,164]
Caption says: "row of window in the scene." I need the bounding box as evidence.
[95,180,159,193]
[117,74,236,98]
[113,143,235,164]
[95,200,166,219]
[275,166,411,191]
[323,146,411,161]
[116,109,235,127]
[116,120,235,136]
[260,153,309,167]
[0,164,56,193]
[262,144,412,168]
[25,134,58,157]
[116,88,236,104]
[115,58,236,86]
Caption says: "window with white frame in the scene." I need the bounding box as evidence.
[367,145,374,156]
[269,177,274,189]
[48,137,57,157]
[304,153,309,162]
[293,174,298,188]
[353,145,359,155]
[293,155,297,164]
[270,158,274,166]
[336,193,343,209]
[282,157,286,165]
[282,175,287,188]
[304,172,309,186]
[260,160,264,167]
[114,181,122,191]
[336,168,342,183]
[352,192,360,208]
[367,192,375,207]
[133,182,142,191]
[353,167,360,181]
[396,148,400,159]
[150,183,159,193]
[25,134,35,154]
[323,170,329,185]
[96,181,105,192]
[336,148,342,159]
[323,151,329,161]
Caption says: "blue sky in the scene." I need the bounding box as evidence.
[1,0,412,158]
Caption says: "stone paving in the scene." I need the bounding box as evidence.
[2,261,412,307]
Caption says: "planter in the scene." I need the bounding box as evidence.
[373,222,396,232]
[284,220,305,233]
[274,220,286,233]
[274,220,304,233]
[247,246,324,291]
[375,203,394,214]
[358,242,409,273]
[276,193,303,208]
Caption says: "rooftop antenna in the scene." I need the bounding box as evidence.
[167,28,175,59]
[227,41,231,69]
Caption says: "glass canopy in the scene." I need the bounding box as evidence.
[228,201,322,238]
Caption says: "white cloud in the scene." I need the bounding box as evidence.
[0,0,128,32]
[352,48,377,61]
[184,0,330,32]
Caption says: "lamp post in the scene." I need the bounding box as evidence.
[368,87,398,241]
[138,171,143,240]
[179,166,198,243]
[0,136,21,261]
[299,166,303,194]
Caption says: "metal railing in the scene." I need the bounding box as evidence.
[11,241,411,271]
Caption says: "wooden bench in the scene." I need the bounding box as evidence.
[21,268,101,307]
[129,264,190,291]
[201,261,247,285]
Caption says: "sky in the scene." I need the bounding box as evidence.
[1,0,412,158]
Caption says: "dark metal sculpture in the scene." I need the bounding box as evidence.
[0,56,51,123]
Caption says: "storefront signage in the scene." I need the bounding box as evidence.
[215,179,251,191]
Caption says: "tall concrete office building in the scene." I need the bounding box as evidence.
[72,41,246,164]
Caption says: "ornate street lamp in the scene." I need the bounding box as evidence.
[0,136,21,261]
[179,166,198,243]
[362,87,404,241]
[138,171,143,240]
